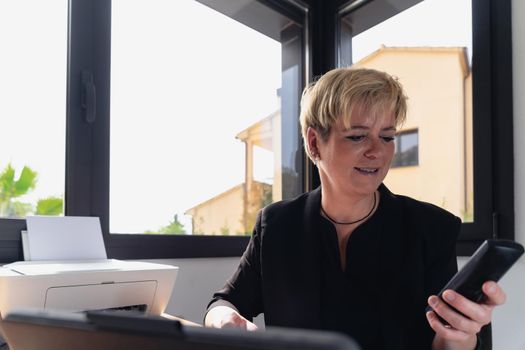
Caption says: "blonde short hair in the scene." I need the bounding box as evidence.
[300,67,407,157]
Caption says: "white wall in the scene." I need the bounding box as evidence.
[513,0,525,247]
[148,257,240,323]
[158,1,525,346]
[491,260,525,349]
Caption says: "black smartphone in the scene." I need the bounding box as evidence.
[427,239,524,316]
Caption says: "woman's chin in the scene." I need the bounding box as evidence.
[352,174,382,187]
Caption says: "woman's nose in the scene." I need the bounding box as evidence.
[364,138,383,159]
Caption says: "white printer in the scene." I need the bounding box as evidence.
[0,259,178,317]
[0,216,179,317]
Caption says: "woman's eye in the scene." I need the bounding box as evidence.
[381,136,395,142]
[347,135,365,142]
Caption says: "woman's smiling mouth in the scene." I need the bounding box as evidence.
[355,167,379,174]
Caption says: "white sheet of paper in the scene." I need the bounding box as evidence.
[21,230,31,260]
[26,216,107,260]
[5,259,128,275]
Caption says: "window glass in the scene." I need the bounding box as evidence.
[340,0,473,222]
[111,0,302,235]
[392,130,418,168]
[0,1,67,219]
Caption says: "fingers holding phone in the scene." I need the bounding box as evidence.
[425,240,522,347]
[427,282,501,326]
[481,280,506,306]
[425,290,485,347]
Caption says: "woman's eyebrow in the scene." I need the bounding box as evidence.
[348,125,368,130]
[348,126,396,131]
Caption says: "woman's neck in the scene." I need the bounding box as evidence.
[320,185,377,225]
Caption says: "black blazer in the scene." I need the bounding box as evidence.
[209,185,462,349]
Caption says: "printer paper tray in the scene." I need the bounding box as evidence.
[45,280,157,312]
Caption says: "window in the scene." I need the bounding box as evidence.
[68,0,306,259]
[0,0,68,261]
[0,0,307,261]
[110,0,288,236]
[391,130,418,168]
[107,0,304,242]
[336,0,514,254]
[0,0,512,260]
[0,1,67,220]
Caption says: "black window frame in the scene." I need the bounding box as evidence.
[0,0,513,261]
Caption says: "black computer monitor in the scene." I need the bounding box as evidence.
[0,309,361,350]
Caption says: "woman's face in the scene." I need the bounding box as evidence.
[314,110,396,198]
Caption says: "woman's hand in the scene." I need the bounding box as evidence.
[426,281,506,350]
[204,305,258,330]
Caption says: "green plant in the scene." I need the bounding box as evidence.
[220,221,230,236]
[145,214,186,235]
[36,197,64,216]
[0,163,64,217]
[461,209,474,223]
[0,163,37,217]
[240,181,272,235]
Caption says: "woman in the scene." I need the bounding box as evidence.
[205,67,505,350]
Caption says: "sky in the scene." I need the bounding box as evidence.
[352,0,472,63]
[0,0,471,234]
[109,0,281,233]
[0,1,68,207]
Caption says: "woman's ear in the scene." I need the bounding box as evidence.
[306,127,320,162]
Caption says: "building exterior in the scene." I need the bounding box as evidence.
[185,113,277,235]
[353,46,473,220]
[186,46,473,235]
[185,181,270,235]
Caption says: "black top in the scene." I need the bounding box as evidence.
[208,184,468,349]
[319,202,382,349]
